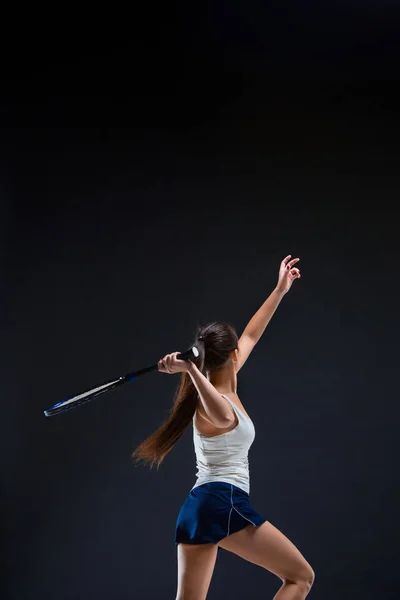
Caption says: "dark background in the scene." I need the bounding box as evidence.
[1,2,399,599]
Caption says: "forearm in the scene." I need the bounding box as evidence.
[242,287,285,343]
[187,362,232,427]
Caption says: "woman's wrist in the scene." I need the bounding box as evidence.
[274,285,287,297]
[187,360,198,375]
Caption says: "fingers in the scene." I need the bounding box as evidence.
[158,355,170,373]
[283,256,300,270]
[282,255,300,268]
[157,351,191,374]
[290,267,301,279]
[165,354,172,372]
[158,352,179,373]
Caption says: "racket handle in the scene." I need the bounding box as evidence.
[177,345,200,361]
[126,345,199,380]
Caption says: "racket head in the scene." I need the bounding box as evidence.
[44,345,199,417]
[44,377,128,417]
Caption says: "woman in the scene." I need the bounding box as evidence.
[132,255,315,600]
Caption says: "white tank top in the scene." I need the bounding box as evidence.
[191,394,256,494]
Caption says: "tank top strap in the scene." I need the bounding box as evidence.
[221,394,244,420]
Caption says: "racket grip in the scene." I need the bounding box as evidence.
[177,346,200,361]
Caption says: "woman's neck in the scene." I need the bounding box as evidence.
[208,363,237,395]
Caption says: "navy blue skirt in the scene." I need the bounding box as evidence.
[174,481,267,545]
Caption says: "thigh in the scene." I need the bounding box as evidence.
[217,521,313,583]
[176,542,219,600]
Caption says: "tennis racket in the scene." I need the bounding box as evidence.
[43,345,200,417]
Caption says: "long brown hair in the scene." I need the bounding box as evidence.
[131,321,238,469]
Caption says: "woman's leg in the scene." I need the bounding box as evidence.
[175,542,219,600]
[217,521,315,599]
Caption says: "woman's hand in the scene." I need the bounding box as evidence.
[158,351,192,374]
[276,254,301,295]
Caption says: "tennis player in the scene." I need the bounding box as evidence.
[132,255,315,600]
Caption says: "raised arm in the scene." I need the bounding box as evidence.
[188,362,235,427]
[236,255,301,372]
[158,353,235,428]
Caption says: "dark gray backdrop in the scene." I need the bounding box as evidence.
[1,2,399,599]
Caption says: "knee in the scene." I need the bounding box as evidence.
[308,567,316,588]
[286,566,315,594]
[299,566,315,593]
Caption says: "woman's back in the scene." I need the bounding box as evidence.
[191,393,256,494]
